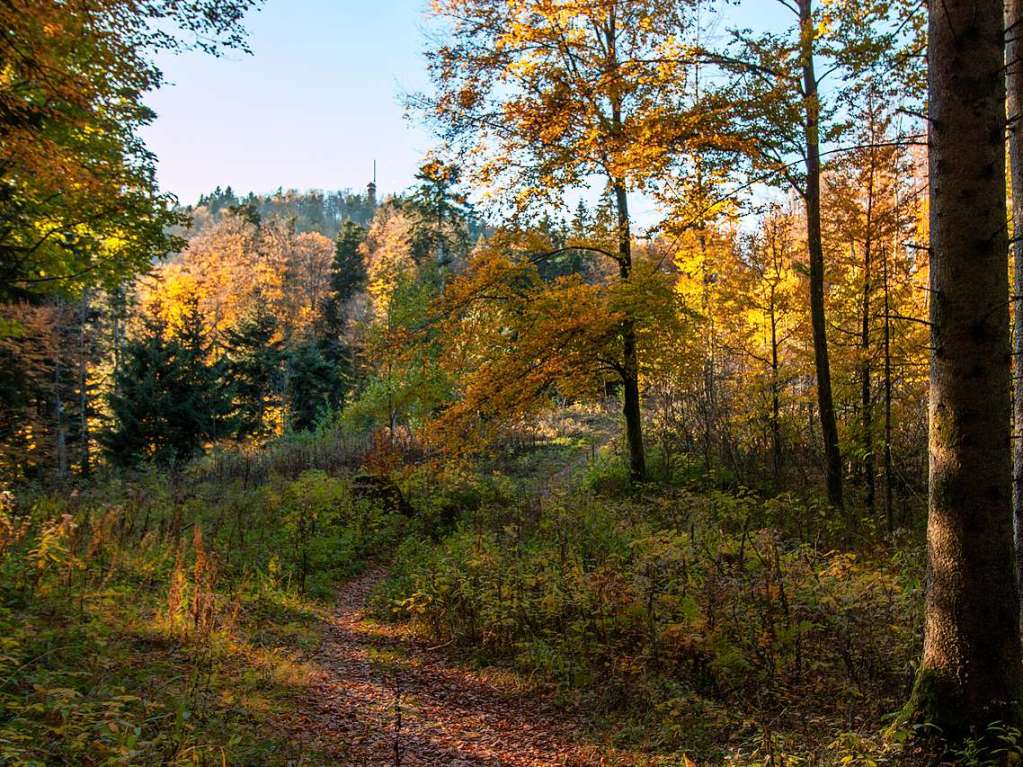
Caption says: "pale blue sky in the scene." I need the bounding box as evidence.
[141,0,782,207]
[141,0,434,204]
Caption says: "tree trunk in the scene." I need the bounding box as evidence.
[700,228,717,471]
[1007,0,1023,616]
[861,141,877,516]
[770,292,782,484]
[78,290,90,477]
[53,356,68,480]
[882,240,895,535]
[909,0,1022,734]
[614,182,646,483]
[798,0,843,510]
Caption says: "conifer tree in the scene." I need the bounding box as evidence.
[406,159,472,270]
[222,307,284,440]
[322,220,368,336]
[286,338,343,432]
[907,0,1022,734]
[103,300,228,466]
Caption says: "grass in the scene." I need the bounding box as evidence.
[0,424,982,766]
[373,446,932,765]
[0,468,402,766]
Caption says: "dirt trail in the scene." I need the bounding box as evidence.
[303,567,633,766]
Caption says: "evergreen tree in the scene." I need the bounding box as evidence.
[535,211,587,282]
[222,307,284,440]
[286,338,344,432]
[570,199,591,239]
[908,0,1023,734]
[102,301,228,466]
[406,159,472,269]
[322,220,367,335]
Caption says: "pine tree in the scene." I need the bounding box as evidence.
[406,159,472,270]
[103,301,228,466]
[322,220,367,336]
[286,338,343,432]
[222,307,284,440]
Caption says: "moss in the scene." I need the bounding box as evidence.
[900,666,1023,744]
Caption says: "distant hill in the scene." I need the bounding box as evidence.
[186,185,380,238]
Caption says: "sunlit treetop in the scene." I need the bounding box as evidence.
[422,0,737,219]
[0,0,261,302]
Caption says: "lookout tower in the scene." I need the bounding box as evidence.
[367,160,377,210]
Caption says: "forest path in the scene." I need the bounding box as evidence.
[299,411,636,765]
[302,566,637,766]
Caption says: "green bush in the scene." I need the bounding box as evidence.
[376,485,923,758]
[0,468,404,765]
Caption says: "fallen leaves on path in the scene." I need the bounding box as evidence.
[300,567,639,766]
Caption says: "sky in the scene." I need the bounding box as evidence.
[141,0,780,208]
[141,0,433,205]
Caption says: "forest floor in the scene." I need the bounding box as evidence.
[300,567,643,766]
[297,412,646,766]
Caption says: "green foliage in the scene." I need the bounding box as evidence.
[376,478,923,759]
[223,307,284,440]
[0,468,403,765]
[102,302,230,467]
[196,187,378,236]
[0,0,260,303]
[286,339,345,434]
[405,158,473,269]
[329,221,368,311]
[266,470,403,597]
[345,271,453,435]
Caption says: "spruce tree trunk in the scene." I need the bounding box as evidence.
[882,240,895,535]
[910,0,1022,734]
[53,357,68,480]
[78,290,90,477]
[614,182,646,483]
[861,147,876,516]
[798,0,843,510]
[1006,0,1023,613]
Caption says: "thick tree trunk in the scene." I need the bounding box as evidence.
[909,0,1022,735]
[614,182,646,483]
[861,151,876,516]
[798,0,843,510]
[1007,0,1023,615]
[882,240,895,535]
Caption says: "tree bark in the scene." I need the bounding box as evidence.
[798,0,843,510]
[882,238,895,535]
[614,182,647,483]
[909,0,1022,734]
[861,140,877,516]
[53,355,67,480]
[769,284,782,484]
[1007,0,1023,617]
[78,289,90,477]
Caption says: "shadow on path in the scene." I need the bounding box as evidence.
[303,568,640,767]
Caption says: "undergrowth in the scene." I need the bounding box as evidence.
[0,468,402,766]
[375,450,930,764]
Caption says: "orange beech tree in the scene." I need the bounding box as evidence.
[430,230,686,456]
[422,0,730,480]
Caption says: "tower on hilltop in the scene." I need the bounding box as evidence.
[367,160,377,210]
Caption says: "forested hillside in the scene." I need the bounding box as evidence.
[0,0,1019,765]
